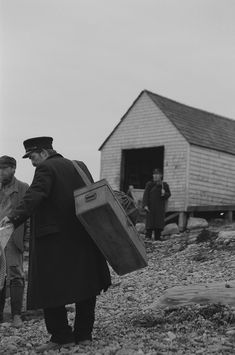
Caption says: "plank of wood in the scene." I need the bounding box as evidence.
[164,212,179,222]
[154,280,235,308]
[187,205,235,212]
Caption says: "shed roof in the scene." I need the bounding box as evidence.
[99,90,235,155]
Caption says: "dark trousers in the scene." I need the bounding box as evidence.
[0,277,24,319]
[44,296,96,344]
[0,279,6,322]
[145,228,162,240]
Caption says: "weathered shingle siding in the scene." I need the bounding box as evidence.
[100,92,189,211]
[188,145,235,206]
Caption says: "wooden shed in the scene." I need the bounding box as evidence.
[99,90,235,228]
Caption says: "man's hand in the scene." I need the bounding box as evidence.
[144,206,150,212]
[0,216,11,228]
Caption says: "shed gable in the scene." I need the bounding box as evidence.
[100,92,189,210]
[100,90,235,156]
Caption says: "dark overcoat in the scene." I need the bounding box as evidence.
[9,154,111,310]
[142,181,171,229]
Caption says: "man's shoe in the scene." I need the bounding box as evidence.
[12,315,23,328]
[35,341,74,353]
[78,339,92,346]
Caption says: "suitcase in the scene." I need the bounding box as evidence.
[74,179,148,275]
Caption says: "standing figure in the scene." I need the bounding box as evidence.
[0,155,29,327]
[143,168,171,241]
[0,137,111,353]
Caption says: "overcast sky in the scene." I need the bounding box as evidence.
[1,0,235,183]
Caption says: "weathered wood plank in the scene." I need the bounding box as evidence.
[155,280,235,309]
[189,145,235,206]
[187,205,235,212]
[164,212,179,222]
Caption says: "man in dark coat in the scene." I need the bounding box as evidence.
[0,137,111,353]
[143,168,171,241]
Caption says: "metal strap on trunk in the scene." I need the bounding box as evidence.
[72,160,92,186]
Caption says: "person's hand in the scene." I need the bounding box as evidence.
[161,188,165,196]
[0,216,11,228]
[144,206,150,212]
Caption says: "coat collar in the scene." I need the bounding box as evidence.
[45,153,63,161]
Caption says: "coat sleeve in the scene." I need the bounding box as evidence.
[12,181,30,251]
[142,181,152,208]
[21,182,30,243]
[8,164,53,228]
[162,182,171,200]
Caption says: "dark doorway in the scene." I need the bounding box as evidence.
[120,146,164,192]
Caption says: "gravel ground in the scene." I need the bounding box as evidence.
[1,228,235,354]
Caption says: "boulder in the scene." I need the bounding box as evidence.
[187,217,208,230]
[135,223,145,234]
[216,230,235,245]
[162,223,179,236]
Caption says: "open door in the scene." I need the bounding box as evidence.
[120,146,164,192]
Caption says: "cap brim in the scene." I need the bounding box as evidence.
[22,152,32,159]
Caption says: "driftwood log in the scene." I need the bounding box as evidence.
[150,280,235,309]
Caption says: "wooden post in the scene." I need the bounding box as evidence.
[178,212,187,232]
[225,210,233,223]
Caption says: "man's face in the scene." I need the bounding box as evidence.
[153,173,162,182]
[0,167,15,184]
[29,151,47,167]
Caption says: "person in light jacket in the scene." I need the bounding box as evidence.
[0,155,29,327]
[0,137,111,353]
[143,168,171,241]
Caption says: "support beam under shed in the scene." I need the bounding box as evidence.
[225,210,233,223]
[178,212,187,231]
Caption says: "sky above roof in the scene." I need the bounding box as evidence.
[1,0,235,183]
